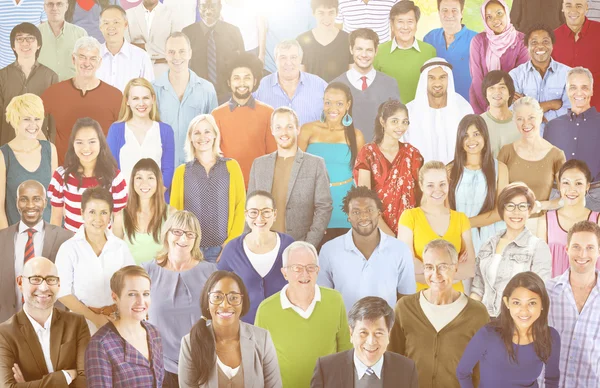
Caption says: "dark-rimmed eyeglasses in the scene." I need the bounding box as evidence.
[170,229,197,239]
[503,202,530,212]
[24,276,60,286]
[245,208,274,219]
[285,264,319,273]
[208,292,243,306]
[15,36,37,44]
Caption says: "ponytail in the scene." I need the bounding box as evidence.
[189,316,215,385]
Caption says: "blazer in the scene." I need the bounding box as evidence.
[311,349,418,388]
[0,222,73,323]
[178,321,282,388]
[247,149,332,247]
[0,308,90,388]
[125,3,180,61]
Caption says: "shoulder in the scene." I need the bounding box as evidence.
[242,321,270,343]
[464,297,491,319]
[141,320,161,339]
[225,158,242,171]
[98,81,123,97]
[279,232,295,245]
[303,72,327,86]
[319,287,344,304]
[46,222,75,238]
[423,28,441,42]
[377,41,393,52]
[57,309,87,326]
[417,40,436,54]
[182,22,200,35]
[472,32,486,44]
[396,292,420,312]
[254,99,274,112]
[257,292,282,312]
[316,349,351,369]
[89,323,116,347]
[384,350,415,368]
[549,326,560,341]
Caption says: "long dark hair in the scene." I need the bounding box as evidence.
[493,272,552,364]
[325,82,358,168]
[448,114,496,216]
[373,100,409,145]
[63,118,117,190]
[189,271,250,385]
[65,0,112,22]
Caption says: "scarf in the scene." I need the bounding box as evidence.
[481,0,519,72]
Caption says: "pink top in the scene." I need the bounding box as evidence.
[546,209,600,278]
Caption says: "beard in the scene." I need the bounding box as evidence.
[233,88,251,100]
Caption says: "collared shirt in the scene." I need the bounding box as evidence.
[254,71,327,126]
[318,229,416,310]
[336,0,398,44]
[143,2,162,36]
[279,284,321,319]
[347,67,376,90]
[97,40,155,92]
[546,269,600,388]
[228,95,256,112]
[14,220,45,310]
[0,0,46,68]
[37,21,87,81]
[354,352,384,379]
[391,37,421,53]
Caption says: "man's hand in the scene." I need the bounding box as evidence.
[13,363,25,383]
[513,92,524,101]
[65,369,77,381]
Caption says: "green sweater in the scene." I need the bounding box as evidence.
[373,39,436,104]
[255,287,352,388]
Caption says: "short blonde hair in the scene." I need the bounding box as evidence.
[513,96,544,122]
[5,93,44,130]
[156,210,204,265]
[418,160,448,207]
[184,114,223,162]
[117,78,160,122]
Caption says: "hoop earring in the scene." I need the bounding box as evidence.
[320,111,326,123]
[342,113,353,126]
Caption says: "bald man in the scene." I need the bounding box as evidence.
[0,257,89,387]
[0,180,73,323]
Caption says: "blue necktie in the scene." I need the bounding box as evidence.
[207,29,217,85]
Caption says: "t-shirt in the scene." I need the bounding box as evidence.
[271,156,295,233]
[419,291,468,332]
[297,30,353,82]
[480,111,521,158]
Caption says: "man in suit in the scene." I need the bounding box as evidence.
[247,106,333,248]
[0,180,73,323]
[0,256,90,387]
[311,296,418,388]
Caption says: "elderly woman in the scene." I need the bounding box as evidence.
[388,239,489,388]
[470,182,552,317]
[85,265,164,388]
[170,114,245,262]
[179,271,282,387]
[218,190,293,324]
[0,94,57,228]
[143,210,217,388]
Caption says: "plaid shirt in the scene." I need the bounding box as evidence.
[546,269,600,388]
[85,320,164,388]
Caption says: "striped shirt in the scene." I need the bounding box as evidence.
[546,269,600,388]
[47,166,128,232]
[335,0,399,44]
[589,0,600,22]
[0,0,47,68]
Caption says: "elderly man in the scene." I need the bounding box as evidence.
[255,40,327,126]
[546,221,600,388]
[0,0,46,69]
[0,180,73,323]
[312,296,417,388]
[405,57,473,163]
[255,241,352,388]
[247,107,332,247]
[388,239,489,388]
[318,186,416,311]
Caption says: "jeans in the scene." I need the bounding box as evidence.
[201,246,222,263]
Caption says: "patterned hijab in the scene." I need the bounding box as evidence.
[481,0,519,72]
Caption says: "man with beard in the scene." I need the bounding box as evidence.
[317,186,415,311]
[212,53,277,187]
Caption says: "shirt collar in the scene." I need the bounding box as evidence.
[354,351,384,379]
[391,37,420,53]
[12,61,40,72]
[272,71,305,87]
[568,106,598,121]
[343,228,387,254]
[18,220,44,234]
[143,2,161,14]
[280,284,321,309]
[23,308,53,333]
[228,95,256,111]
[550,269,600,292]
[74,224,115,241]
[348,67,376,83]
[525,58,558,74]
[101,40,131,58]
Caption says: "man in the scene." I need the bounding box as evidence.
[255,40,327,126]
[311,296,418,388]
[332,28,401,142]
[212,53,277,187]
[510,0,564,33]
[37,0,87,81]
[405,57,473,163]
[125,0,180,78]
[0,0,46,69]
[0,180,73,323]
[0,257,89,386]
[552,0,600,111]
[544,67,600,211]
[255,242,352,388]
[336,0,400,45]
[67,0,119,43]
[509,25,571,135]
[41,36,122,165]
[96,5,154,92]
[318,186,416,311]
[182,0,245,103]
[388,239,489,388]
[247,107,332,247]
[374,1,436,104]
[153,32,218,166]
[546,221,600,388]
[423,0,477,102]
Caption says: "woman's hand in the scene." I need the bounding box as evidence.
[91,313,110,328]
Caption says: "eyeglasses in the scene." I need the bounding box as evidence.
[503,202,530,212]
[208,292,243,306]
[24,275,60,286]
[286,264,319,273]
[349,208,378,218]
[15,36,37,44]
[170,229,197,239]
[245,208,274,219]
[423,263,454,273]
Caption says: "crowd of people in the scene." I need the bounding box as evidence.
[0,0,599,387]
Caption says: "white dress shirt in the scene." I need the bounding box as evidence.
[97,40,155,92]
[14,220,45,310]
[390,37,421,53]
[279,284,321,319]
[354,352,384,379]
[346,67,377,90]
[143,2,162,36]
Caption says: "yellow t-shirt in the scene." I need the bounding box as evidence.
[399,207,471,292]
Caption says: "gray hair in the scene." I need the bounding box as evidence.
[348,296,395,332]
[271,106,300,130]
[422,239,459,265]
[512,96,544,121]
[166,31,192,50]
[567,66,594,90]
[282,241,319,267]
[274,39,303,61]
[72,36,101,56]
[16,180,47,199]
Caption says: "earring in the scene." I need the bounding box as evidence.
[320,111,326,123]
[342,113,353,126]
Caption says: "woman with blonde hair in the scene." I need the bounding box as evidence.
[142,210,217,388]
[106,77,175,198]
[170,114,245,263]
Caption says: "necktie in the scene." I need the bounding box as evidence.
[77,0,96,11]
[24,228,37,263]
[361,76,368,91]
[365,366,374,376]
[207,29,217,85]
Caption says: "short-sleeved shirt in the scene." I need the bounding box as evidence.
[37,21,87,81]
[297,30,353,82]
[0,0,46,68]
[480,111,521,158]
[335,0,399,44]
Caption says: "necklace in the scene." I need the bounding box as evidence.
[10,142,40,153]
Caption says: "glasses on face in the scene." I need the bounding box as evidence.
[350,208,378,218]
[245,208,274,219]
[423,263,454,273]
[24,275,60,286]
[15,36,37,44]
[208,291,243,306]
[503,202,530,212]
[286,264,319,273]
[170,229,197,239]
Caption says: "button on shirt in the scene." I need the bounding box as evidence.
[354,352,384,379]
[97,40,155,92]
[14,220,45,311]
[37,21,88,81]
[279,284,321,319]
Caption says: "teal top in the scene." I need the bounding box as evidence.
[125,232,163,265]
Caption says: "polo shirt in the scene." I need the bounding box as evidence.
[97,40,154,92]
[336,0,399,44]
[0,0,46,68]
[37,21,87,81]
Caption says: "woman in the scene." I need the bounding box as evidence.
[398,161,476,292]
[85,265,164,387]
[469,0,529,114]
[48,117,128,232]
[170,114,245,262]
[218,190,293,324]
[299,82,365,244]
[143,210,217,388]
[55,187,135,334]
[0,94,57,228]
[498,97,565,231]
[113,158,174,265]
[458,272,561,388]
[537,160,600,277]
[178,271,282,387]
[470,182,552,317]
[354,100,423,236]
